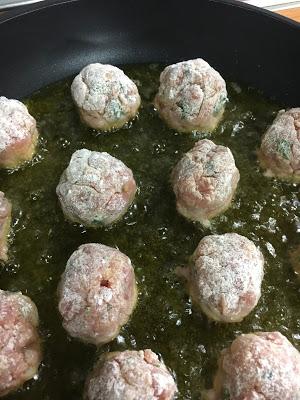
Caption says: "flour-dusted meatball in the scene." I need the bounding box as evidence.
[0,192,11,261]
[154,59,227,133]
[58,243,137,345]
[56,149,136,227]
[177,233,264,322]
[71,63,141,131]
[0,290,42,397]
[259,108,300,182]
[171,139,239,226]
[0,97,38,169]
[84,349,177,400]
[205,332,300,400]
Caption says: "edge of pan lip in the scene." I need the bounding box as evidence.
[0,0,299,30]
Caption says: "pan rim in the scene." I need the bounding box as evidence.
[0,0,299,29]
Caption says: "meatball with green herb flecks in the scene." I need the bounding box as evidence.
[84,349,177,400]
[58,243,137,345]
[177,233,264,323]
[0,191,11,262]
[205,332,300,400]
[56,149,137,227]
[154,59,227,133]
[0,290,42,397]
[71,63,141,131]
[171,139,239,226]
[0,97,38,169]
[258,108,300,182]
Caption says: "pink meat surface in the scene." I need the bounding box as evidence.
[154,58,227,133]
[58,243,137,345]
[171,139,239,226]
[0,96,38,169]
[0,290,41,397]
[56,149,137,227]
[84,349,177,400]
[71,63,141,131]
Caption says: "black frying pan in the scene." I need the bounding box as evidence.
[0,0,300,105]
[0,1,300,399]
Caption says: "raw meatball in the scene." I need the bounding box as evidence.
[56,149,136,227]
[0,192,11,261]
[84,349,177,400]
[58,243,137,345]
[0,96,38,169]
[205,332,300,400]
[154,58,227,133]
[171,139,240,226]
[0,290,42,397]
[258,108,300,182]
[177,233,264,322]
[71,63,141,131]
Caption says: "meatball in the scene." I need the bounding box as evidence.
[58,243,137,345]
[0,290,42,397]
[177,233,264,322]
[0,192,12,261]
[0,96,38,169]
[258,108,300,182]
[84,349,177,400]
[71,63,141,131]
[205,332,300,400]
[171,139,240,226]
[56,149,137,227]
[154,58,227,133]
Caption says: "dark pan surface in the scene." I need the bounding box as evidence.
[0,1,300,400]
[0,0,299,104]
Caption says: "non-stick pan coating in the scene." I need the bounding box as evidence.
[0,0,299,104]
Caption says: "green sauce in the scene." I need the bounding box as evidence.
[1,64,300,400]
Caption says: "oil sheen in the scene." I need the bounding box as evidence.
[1,64,300,400]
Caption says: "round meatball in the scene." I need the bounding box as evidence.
[58,243,137,345]
[171,139,240,226]
[0,96,38,169]
[0,192,11,262]
[71,63,141,131]
[177,233,264,322]
[154,58,227,133]
[0,290,42,397]
[84,349,177,400]
[205,332,300,400]
[258,108,300,182]
[56,149,137,227]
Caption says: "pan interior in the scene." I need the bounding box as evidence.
[1,63,300,400]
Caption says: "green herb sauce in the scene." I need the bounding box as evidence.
[1,64,300,400]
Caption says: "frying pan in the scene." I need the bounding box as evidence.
[0,0,300,105]
[0,1,300,399]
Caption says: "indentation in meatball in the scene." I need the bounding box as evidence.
[171,139,239,226]
[84,349,177,400]
[177,233,264,322]
[258,108,300,182]
[205,332,300,400]
[0,97,38,169]
[154,59,227,133]
[58,243,137,345]
[71,63,141,131]
[0,290,42,397]
[56,149,137,227]
[0,191,11,261]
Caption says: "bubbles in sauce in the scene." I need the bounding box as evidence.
[1,64,299,400]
